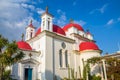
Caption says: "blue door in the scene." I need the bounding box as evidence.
[25,68,32,80]
[28,68,32,80]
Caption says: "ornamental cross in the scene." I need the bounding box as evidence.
[29,53,32,58]
[46,6,48,13]
[70,18,74,23]
[30,20,32,24]
[21,33,24,41]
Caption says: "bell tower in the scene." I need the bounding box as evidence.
[25,20,35,41]
[41,6,53,32]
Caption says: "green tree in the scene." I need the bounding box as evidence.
[0,34,24,80]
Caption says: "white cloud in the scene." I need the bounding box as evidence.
[55,9,67,27]
[107,19,114,25]
[99,4,108,13]
[55,9,86,27]
[106,18,120,26]
[37,8,45,15]
[0,0,40,41]
[90,4,108,14]
[75,20,86,26]
[21,3,35,10]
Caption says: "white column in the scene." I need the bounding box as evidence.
[100,63,104,80]
[102,59,107,80]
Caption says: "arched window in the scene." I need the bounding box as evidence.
[43,21,45,27]
[59,49,62,67]
[48,21,50,30]
[30,32,32,38]
[65,50,68,67]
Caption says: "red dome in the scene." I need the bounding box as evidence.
[35,28,41,36]
[79,42,99,51]
[63,23,84,31]
[17,41,32,50]
[28,23,35,28]
[35,24,66,36]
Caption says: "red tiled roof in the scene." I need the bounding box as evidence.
[79,42,99,51]
[63,23,84,31]
[35,24,66,36]
[17,41,32,50]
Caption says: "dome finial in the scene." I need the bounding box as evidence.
[21,33,24,41]
[70,18,74,23]
[46,6,48,13]
[30,19,32,24]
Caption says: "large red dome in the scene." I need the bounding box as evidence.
[17,41,32,50]
[63,23,84,31]
[35,24,66,36]
[79,42,99,51]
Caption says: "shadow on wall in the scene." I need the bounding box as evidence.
[11,63,20,80]
[41,70,61,80]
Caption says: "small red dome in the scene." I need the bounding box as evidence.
[35,28,41,36]
[35,24,66,36]
[63,23,84,31]
[28,23,35,28]
[17,41,32,50]
[79,42,99,51]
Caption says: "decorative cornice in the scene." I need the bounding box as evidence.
[72,49,102,55]
[19,49,41,54]
[20,58,40,65]
[80,49,102,53]
[70,33,95,42]
[27,30,75,43]
[102,52,120,58]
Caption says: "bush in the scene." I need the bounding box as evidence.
[91,75,101,80]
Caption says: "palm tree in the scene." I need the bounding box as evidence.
[0,34,24,80]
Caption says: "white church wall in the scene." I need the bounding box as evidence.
[79,31,84,36]
[53,38,74,79]
[45,35,54,80]
[39,36,46,80]
[68,27,78,34]
[26,35,46,80]
[73,37,84,50]
[79,51,101,77]
[29,39,41,51]
[87,34,93,40]
[75,54,81,78]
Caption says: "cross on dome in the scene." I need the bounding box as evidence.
[30,19,32,24]
[70,18,74,23]
[45,6,48,13]
[21,33,24,41]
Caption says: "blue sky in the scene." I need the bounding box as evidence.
[0,0,120,54]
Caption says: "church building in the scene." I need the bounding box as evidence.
[11,7,102,80]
